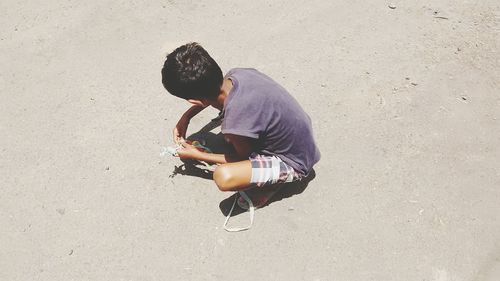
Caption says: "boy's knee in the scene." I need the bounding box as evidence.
[213,165,234,191]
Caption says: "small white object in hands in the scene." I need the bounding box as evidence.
[160,146,180,157]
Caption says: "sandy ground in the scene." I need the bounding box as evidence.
[1,0,500,280]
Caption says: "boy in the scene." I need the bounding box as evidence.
[161,42,320,206]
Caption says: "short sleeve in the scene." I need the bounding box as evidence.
[221,71,267,139]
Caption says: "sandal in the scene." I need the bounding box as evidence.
[237,193,271,210]
[222,185,283,232]
[236,185,283,210]
[223,191,255,232]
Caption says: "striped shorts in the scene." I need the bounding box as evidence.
[249,153,303,187]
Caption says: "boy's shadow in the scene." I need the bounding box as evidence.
[169,163,213,179]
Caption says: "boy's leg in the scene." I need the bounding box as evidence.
[213,160,252,191]
[214,160,284,209]
[213,153,303,194]
[238,154,304,208]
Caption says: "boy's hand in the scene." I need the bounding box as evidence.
[176,141,202,160]
[172,105,207,144]
[173,116,189,144]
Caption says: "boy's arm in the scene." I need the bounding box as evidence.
[173,105,206,143]
[177,134,254,164]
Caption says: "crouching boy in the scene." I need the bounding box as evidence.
[161,42,320,206]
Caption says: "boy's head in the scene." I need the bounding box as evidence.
[161,42,223,101]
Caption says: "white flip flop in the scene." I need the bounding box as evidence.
[223,191,255,232]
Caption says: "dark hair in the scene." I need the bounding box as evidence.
[161,42,223,100]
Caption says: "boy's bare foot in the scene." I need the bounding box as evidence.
[237,184,284,210]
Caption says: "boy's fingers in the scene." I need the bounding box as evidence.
[180,140,196,150]
[173,136,184,145]
[179,140,189,148]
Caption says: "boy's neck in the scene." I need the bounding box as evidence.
[213,78,233,110]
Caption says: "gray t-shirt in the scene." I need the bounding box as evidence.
[222,68,320,174]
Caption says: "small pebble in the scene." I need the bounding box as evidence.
[411,82,418,86]
[459,96,470,103]
[69,249,74,256]
[105,166,110,171]
[288,207,295,211]
[388,4,396,9]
